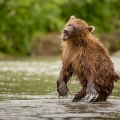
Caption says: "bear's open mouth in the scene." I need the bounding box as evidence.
[61,30,69,41]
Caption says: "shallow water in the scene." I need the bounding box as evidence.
[0,56,120,120]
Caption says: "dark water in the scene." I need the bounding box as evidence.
[0,57,120,120]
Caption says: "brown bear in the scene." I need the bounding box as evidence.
[57,15,120,102]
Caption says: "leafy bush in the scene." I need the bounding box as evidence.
[0,0,120,55]
[0,0,64,55]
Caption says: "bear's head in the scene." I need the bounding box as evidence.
[61,16,95,41]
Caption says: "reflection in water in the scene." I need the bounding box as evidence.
[0,57,120,120]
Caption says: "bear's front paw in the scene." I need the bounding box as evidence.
[57,82,68,97]
[80,85,99,102]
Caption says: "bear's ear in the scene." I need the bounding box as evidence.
[87,26,95,32]
[70,15,76,20]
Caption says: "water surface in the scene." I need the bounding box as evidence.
[0,56,120,120]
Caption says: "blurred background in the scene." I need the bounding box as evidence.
[0,0,120,57]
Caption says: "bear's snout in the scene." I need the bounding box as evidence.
[61,29,70,41]
[63,29,69,34]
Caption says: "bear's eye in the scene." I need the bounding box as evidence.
[68,24,72,26]
[73,27,76,29]
[73,27,78,32]
[68,24,77,30]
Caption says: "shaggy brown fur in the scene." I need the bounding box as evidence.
[57,16,120,102]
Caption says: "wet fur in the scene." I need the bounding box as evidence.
[57,16,120,102]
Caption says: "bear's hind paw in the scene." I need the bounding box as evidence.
[72,97,79,102]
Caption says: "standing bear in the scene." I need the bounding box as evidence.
[57,16,120,102]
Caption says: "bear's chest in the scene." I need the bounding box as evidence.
[64,47,85,74]
[71,55,84,74]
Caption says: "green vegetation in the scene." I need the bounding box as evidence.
[0,0,120,55]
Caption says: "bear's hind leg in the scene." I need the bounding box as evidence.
[72,88,86,102]
[81,84,99,102]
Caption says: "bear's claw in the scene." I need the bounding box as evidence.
[80,92,99,102]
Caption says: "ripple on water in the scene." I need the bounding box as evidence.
[0,57,120,120]
[0,98,120,119]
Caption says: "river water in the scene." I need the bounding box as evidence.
[0,56,120,120]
